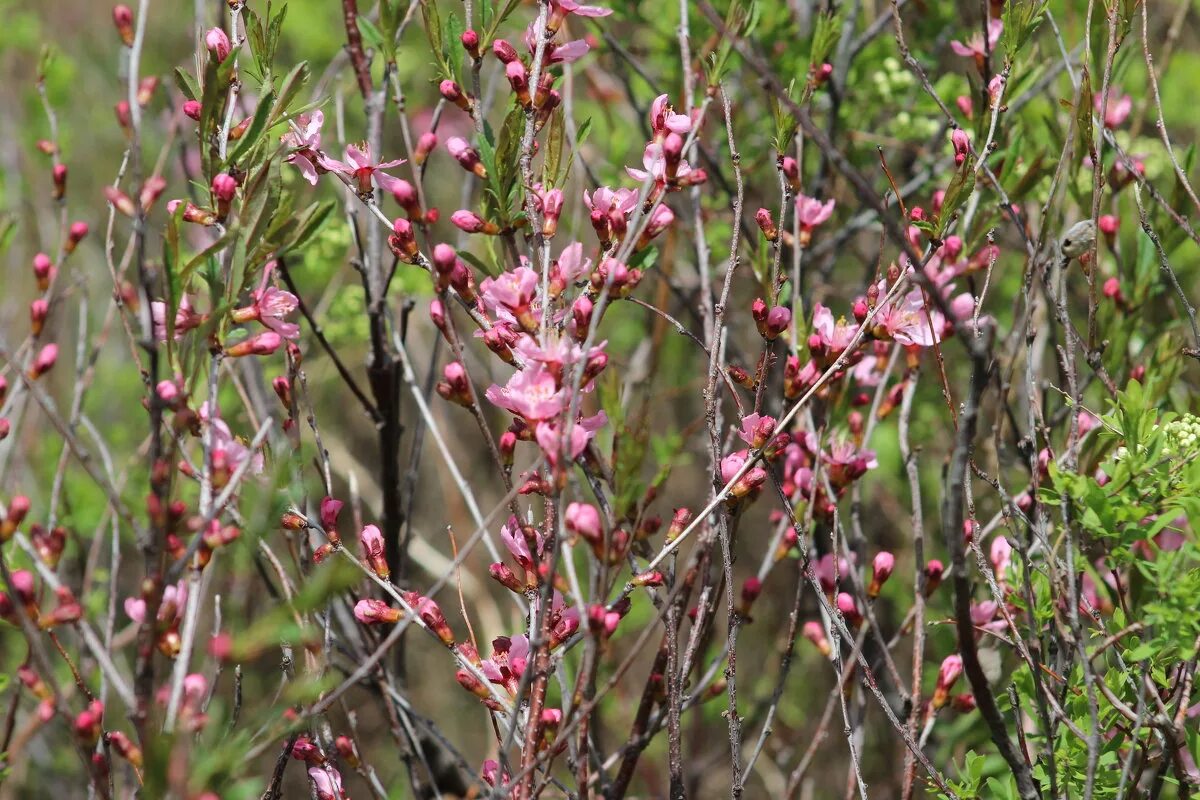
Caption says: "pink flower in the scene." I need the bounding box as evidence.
[500,515,542,570]
[796,194,835,229]
[479,634,531,695]
[231,261,299,339]
[565,502,602,544]
[282,110,325,185]
[626,142,699,186]
[485,363,566,421]
[737,413,777,449]
[524,23,590,64]
[950,18,1003,60]
[308,765,348,800]
[873,284,941,347]
[720,450,767,499]
[988,534,1012,576]
[482,759,511,788]
[868,551,894,597]
[151,296,204,342]
[932,654,963,708]
[1095,89,1132,129]
[360,524,389,579]
[802,620,831,655]
[650,94,693,138]
[318,143,406,195]
[480,266,540,329]
[821,439,878,486]
[810,304,857,358]
[549,0,611,31]
[125,580,188,624]
[584,186,638,217]
[553,241,593,290]
[200,402,265,476]
[534,412,608,467]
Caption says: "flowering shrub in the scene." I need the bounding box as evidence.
[1,0,1200,797]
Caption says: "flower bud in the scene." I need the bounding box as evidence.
[493,39,518,64]
[450,209,499,235]
[30,343,58,379]
[51,164,67,201]
[33,253,55,291]
[439,80,473,113]
[387,217,419,263]
[836,592,862,626]
[867,551,894,598]
[755,207,777,241]
[460,29,480,58]
[360,524,389,580]
[923,559,944,596]
[780,156,800,192]
[225,331,283,358]
[414,131,437,165]
[183,100,202,120]
[112,5,134,46]
[66,221,89,253]
[29,299,49,336]
[802,620,831,656]
[354,598,402,625]
[446,137,487,178]
[137,75,159,107]
[565,502,602,545]
[436,361,473,407]
[506,60,532,108]
[931,654,963,709]
[205,27,231,63]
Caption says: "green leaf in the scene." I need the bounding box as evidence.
[543,109,565,187]
[278,201,336,256]
[173,67,200,102]
[357,15,392,61]
[269,61,311,125]
[420,0,451,80]
[1074,67,1095,167]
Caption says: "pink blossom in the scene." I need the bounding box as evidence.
[500,515,542,570]
[737,413,777,449]
[200,402,265,476]
[650,94,693,138]
[125,581,187,624]
[811,304,856,357]
[485,363,566,420]
[821,439,878,486]
[583,186,638,217]
[480,634,531,695]
[795,194,835,230]
[281,110,325,185]
[555,241,593,287]
[950,18,1003,60]
[231,261,299,339]
[534,411,608,466]
[626,142,699,185]
[873,284,941,347]
[308,765,348,800]
[990,535,1012,578]
[524,23,590,64]
[565,502,602,543]
[318,143,406,195]
[1095,89,1132,128]
[719,449,767,498]
[482,759,511,788]
[205,27,231,62]
[480,266,540,326]
[549,0,611,30]
[151,296,204,342]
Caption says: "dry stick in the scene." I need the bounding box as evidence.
[941,326,1039,800]
[897,376,926,800]
[710,82,749,800]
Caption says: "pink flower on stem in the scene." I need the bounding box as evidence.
[480,266,540,331]
[873,284,941,347]
[868,551,895,598]
[231,261,300,339]
[281,110,325,185]
[318,144,406,196]
[950,18,1003,61]
[565,502,602,545]
[649,94,693,139]
[720,450,767,500]
[795,194,835,246]
[360,524,389,579]
[802,620,831,656]
[932,654,963,708]
[524,23,590,65]
[151,296,204,342]
[822,439,878,487]
[200,402,265,477]
[308,765,348,800]
[737,413,777,449]
[225,331,283,358]
[534,412,608,467]
[810,304,857,363]
[485,363,567,421]
[548,0,611,33]
[354,598,402,625]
